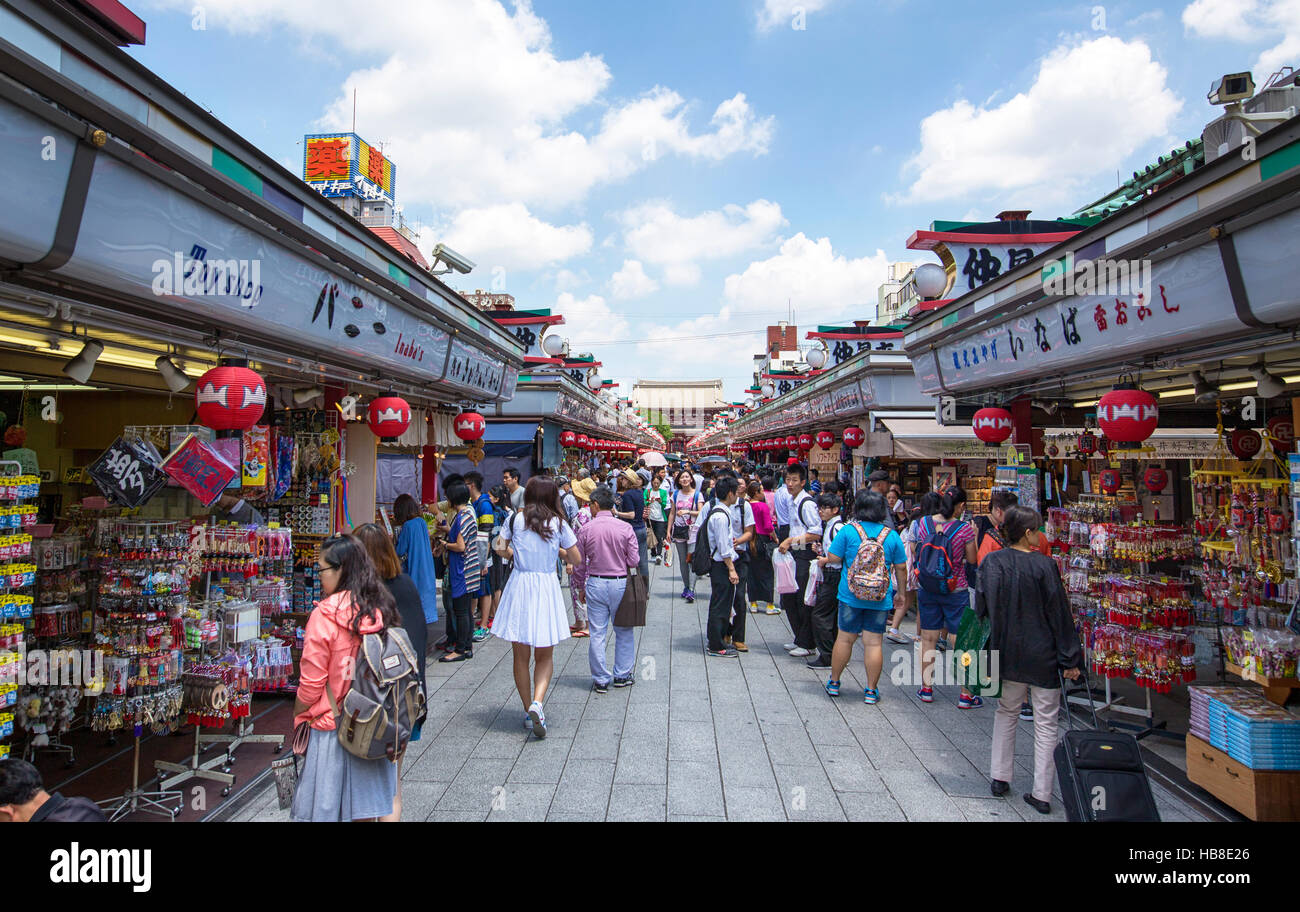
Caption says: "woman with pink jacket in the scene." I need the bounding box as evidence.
[291,534,400,822]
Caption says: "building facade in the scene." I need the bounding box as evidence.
[632,378,726,444]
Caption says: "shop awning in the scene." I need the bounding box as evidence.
[482,422,539,443]
[879,419,989,460]
[1043,427,1221,459]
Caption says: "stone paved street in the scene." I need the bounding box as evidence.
[234,563,1207,822]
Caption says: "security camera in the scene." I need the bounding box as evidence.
[1208,72,1255,105]
[430,243,476,276]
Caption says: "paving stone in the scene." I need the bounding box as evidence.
[615,738,669,785]
[508,742,572,784]
[486,783,558,822]
[815,743,885,792]
[403,737,478,781]
[669,719,719,762]
[722,785,787,821]
[835,790,907,822]
[607,783,668,821]
[550,759,614,816]
[914,748,994,799]
[667,760,725,816]
[771,764,846,821]
[878,768,966,821]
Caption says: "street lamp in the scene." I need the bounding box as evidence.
[805,344,828,370]
[914,263,948,299]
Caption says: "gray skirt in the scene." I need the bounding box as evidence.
[291,727,398,822]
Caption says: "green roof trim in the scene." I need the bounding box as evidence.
[510,309,554,318]
[212,146,263,196]
[931,220,978,232]
[1072,139,1205,219]
[1261,138,1300,182]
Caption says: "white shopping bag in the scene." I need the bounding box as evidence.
[773,548,798,595]
[804,560,822,606]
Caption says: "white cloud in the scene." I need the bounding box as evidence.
[1126,9,1165,27]
[1183,0,1300,78]
[148,0,774,212]
[894,37,1183,211]
[756,0,831,32]
[553,292,632,356]
[551,268,589,292]
[608,260,660,299]
[723,233,891,322]
[439,203,592,272]
[619,200,787,282]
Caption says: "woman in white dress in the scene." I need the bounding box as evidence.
[492,476,581,739]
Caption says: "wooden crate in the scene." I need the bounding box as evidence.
[1185,734,1300,821]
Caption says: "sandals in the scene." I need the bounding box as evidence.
[824,679,841,697]
[570,629,590,638]
[439,651,472,663]
[863,687,880,705]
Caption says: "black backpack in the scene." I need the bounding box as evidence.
[691,503,731,577]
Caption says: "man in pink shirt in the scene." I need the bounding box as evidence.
[576,486,641,693]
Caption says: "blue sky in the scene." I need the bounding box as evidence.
[129,0,1297,398]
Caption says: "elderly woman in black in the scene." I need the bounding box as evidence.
[976,505,1084,815]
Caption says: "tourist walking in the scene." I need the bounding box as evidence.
[819,491,908,704]
[492,477,581,738]
[292,533,400,822]
[703,476,742,658]
[438,482,478,663]
[567,496,594,638]
[719,474,755,651]
[913,488,978,706]
[745,480,778,614]
[777,463,822,658]
[666,469,702,602]
[503,467,525,511]
[392,494,438,625]
[648,466,669,565]
[807,492,845,668]
[615,470,650,579]
[464,472,495,642]
[576,486,640,692]
[977,505,1084,814]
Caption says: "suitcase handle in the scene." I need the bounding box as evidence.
[1059,665,1103,732]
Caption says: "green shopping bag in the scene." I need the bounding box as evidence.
[952,607,1001,699]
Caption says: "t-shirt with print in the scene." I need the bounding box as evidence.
[448,509,474,598]
[829,521,907,612]
[918,517,977,589]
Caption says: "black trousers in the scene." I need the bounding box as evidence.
[812,567,841,659]
[729,552,749,643]
[449,593,473,654]
[707,561,736,652]
[781,552,814,649]
[748,537,774,603]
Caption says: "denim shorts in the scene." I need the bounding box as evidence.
[917,589,969,632]
[838,600,889,636]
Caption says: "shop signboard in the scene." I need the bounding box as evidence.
[911,242,1239,396]
[302,133,397,206]
[87,437,168,508]
[162,434,239,506]
[18,139,519,400]
[831,380,863,417]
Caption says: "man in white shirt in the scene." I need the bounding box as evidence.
[773,478,794,543]
[777,464,823,658]
[724,474,755,651]
[703,476,742,658]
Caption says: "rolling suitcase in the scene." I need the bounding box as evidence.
[1054,669,1161,822]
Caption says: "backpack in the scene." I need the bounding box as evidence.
[691,504,731,577]
[844,522,893,602]
[326,624,426,762]
[915,517,966,595]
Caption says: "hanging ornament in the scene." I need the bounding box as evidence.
[1267,415,1294,455]
[1047,442,1060,458]
[368,396,412,439]
[972,407,1014,445]
[466,440,486,466]
[195,365,266,431]
[815,430,834,450]
[1229,427,1262,461]
[1143,466,1168,493]
[576,434,590,451]
[560,430,577,448]
[1096,383,1158,447]
[453,410,485,442]
[784,435,798,449]
[1077,431,1098,457]
[1100,468,1121,495]
[798,433,813,450]
[1098,435,1111,458]
[842,426,865,448]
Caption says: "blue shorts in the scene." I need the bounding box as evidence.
[918,589,969,632]
[838,600,889,636]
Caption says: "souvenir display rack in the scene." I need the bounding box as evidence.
[0,462,38,764]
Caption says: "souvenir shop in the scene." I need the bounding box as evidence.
[904,115,1300,820]
[0,2,521,819]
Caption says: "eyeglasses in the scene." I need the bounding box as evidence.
[317,562,339,574]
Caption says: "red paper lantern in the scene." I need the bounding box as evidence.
[453,410,485,442]
[784,436,798,449]
[1268,415,1294,454]
[1096,384,1158,447]
[195,365,266,431]
[798,433,813,450]
[368,396,412,439]
[1077,431,1098,456]
[815,430,834,450]
[972,407,1014,446]
[576,434,590,450]
[842,426,865,448]
[1100,468,1121,495]
[1229,428,1262,461]
[560,430,577,448]
[1143,466,1168,493]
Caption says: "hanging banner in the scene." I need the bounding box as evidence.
[162,434,239,506]
[242,426,270,488]
[87,437,168,508]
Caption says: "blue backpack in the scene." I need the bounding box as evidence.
[914,517,966,595]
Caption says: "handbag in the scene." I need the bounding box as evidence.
[271,719,313,811]
[614,569,649,627]
[646,525,658,552]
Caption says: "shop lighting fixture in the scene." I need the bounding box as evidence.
[1190,371,1219,403]
[1072,399,1099,408]
[62,339,104,384]
[1248,363,1286,398]
[154,356,191,393]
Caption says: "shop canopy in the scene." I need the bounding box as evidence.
[880,419,1222,461]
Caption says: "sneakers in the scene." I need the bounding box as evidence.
[749,602,760,613]
[685,590,695,604]
[681,588,690,599]
[990,779,1010,797]
[885,627,911,645]
[707,647,740,658]
[733,641,748,653]
[958,694,984,709]
[764,603,782,615]
[935,639,949,652]
[528,701,547,739]
[524,714,533,730]
[1019,703,1034,721]
[824,678,841,697]
[916,686,934,703]
[863,687,880,705]
[593,681,609,695]
[472,627,490,642]
[788,647,814,658]
[782,642,798,651]
[612,676,634,688]
[723,636,733,647]
[806,656,832,668]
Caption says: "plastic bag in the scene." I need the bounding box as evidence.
[773,549,798,595]
[804,560,822,606]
